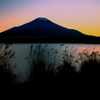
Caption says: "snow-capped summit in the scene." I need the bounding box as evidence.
[0,17,97,43]
[0,17,88,38]
[35,17,49,21]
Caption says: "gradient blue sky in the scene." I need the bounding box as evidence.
[0,0,100,36]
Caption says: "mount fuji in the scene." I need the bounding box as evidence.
[0,17,99,43]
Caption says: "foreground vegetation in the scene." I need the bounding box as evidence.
[22,44,100,91]
[0,43,100,92]
[0,43,16,89]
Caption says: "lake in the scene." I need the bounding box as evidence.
[0,43,100,83]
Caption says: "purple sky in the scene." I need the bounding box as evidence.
[0,0,100,36]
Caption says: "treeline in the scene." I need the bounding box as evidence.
[0,36,100,43]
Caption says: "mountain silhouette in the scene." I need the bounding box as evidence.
[0,17,99,43]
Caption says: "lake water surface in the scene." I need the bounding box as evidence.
[1,43,100,82]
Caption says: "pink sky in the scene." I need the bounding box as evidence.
[0,0,100,36]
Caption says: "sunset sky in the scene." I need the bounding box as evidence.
[0,0,100,36]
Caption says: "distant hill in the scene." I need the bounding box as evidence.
[0,17,100,43]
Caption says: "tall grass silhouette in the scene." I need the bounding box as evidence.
[73,48,100,91]
[0,43,16,88]
[55,46,77,85]
[24,43,78,90]
[24,43,100,91]
[25,43,56,87]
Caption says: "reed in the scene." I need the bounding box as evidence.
[23,43,78,90]
[0,43,16,88]
[21,43,100,94]
[74,48,100,90]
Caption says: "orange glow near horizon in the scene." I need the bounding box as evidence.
[0,0,100,36]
